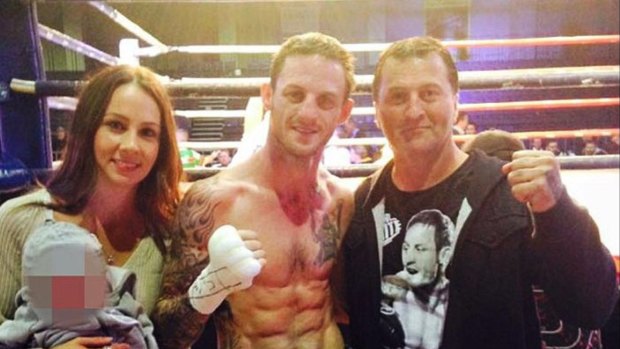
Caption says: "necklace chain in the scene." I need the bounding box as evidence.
[83,213,142,266]
[103,248,115,265]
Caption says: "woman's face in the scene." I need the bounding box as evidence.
[94,83,161,190]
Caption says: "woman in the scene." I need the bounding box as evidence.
[0,65,182,347]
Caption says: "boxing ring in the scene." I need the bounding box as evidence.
[0,2,618,265]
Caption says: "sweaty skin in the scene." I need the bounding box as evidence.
[153,156,353,349]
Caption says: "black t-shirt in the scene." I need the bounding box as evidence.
[378,155,475,349]
[382,156,474,276]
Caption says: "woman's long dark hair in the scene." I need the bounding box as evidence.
[47,65,182,253]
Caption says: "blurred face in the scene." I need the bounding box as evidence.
[465,123,477,135]
[176,128,189,142]
[584,142,597,155]
[374,53,458,157]
[546,142,560,155]
[262,54,353,158]
[27,240,107,327]
[217,150,231,166]
[94,83,161,190]
[56,127,66,140]
[401,223,439,288]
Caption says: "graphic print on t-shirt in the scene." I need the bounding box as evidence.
[380,209,457,349]
[383,213,402,246]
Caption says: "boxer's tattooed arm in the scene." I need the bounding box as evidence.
[151,178,225,349]
[313,199,344,266]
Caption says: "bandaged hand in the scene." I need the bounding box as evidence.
[188,225,264,314]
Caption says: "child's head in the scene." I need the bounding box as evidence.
[22,221,108,327]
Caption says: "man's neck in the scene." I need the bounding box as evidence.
[392,143,468,192]
[259,142,325,192]
[255,144,327,226]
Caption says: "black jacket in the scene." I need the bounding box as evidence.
[342,151,618,349]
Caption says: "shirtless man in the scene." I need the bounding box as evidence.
[152,32,356,349]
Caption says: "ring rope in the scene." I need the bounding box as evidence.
[11,65,619,97]
[183,155,620,181]
[136,35,620,57]
[42,97,618,118]
[37,23,120,66]
[88,1,167,49]
[179,128,620,152]
[459,98,620,112]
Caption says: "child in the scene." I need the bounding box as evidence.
[0,221,157,348]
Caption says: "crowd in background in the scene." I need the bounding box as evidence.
[50,113,619,170]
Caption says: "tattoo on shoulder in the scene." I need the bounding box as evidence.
[177,179,224,243]
[312,199,344,266]
[166,179,225,286]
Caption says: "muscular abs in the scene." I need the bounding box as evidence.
[215,187,346,349]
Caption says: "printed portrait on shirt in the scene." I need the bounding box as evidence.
[380,209,457,349]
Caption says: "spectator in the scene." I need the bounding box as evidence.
[452,111,468,135]
[530,137,544,151]
[464,121,477,135]
[204,149,233,168]
[51,126,67,161]
[350,144,373,164]
[545,140,573,157]
[583,140,608,156]
[460,129,525,161]
[176,127,203,169]
[605,135,620,154]
[340,118,361,138]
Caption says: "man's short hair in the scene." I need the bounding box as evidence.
[372,36,458,100]
[405,209,454,251]
[270,32,356,99]
[461,130,525,162]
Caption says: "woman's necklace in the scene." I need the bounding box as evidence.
[91,217,141,266]
[102,247,116,265]
[92,218,117,265]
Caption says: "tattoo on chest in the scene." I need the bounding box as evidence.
[312,199,344,266]
[276,184,324,226]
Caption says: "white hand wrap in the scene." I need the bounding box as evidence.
[188,225,262,314]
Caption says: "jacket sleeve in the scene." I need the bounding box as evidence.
[533,188,619,328]
[341,178,382,349]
